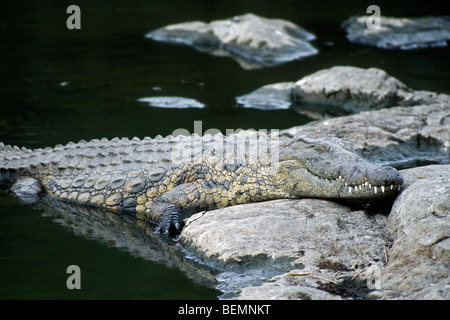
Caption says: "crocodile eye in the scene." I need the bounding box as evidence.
[313,145,329,152]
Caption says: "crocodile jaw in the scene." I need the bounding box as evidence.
[282,165,404,199]
[275,135,404,199]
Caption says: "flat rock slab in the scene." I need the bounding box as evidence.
[137,96,205,109]
[147,13,318,69]
[342,15,450,50]
[181,199,388,267]
[180,198,391,298]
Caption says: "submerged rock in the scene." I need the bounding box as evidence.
[137,96,205,109]
[342,15,450,50]
[146,13,318,69]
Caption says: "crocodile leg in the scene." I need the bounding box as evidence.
[151,202,184,234]
[149,180,230,235]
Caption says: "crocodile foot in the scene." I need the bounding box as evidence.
[155,215,183,235]
[152,202,183,235]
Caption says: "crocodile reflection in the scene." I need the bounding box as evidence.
[33,197,218,289]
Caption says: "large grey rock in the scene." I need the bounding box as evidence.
[180,198,391,299]
[294,66,412,112]
[237,66,450,114]
[293,67,450,111]
[146,13,318,69]
[372,165,450,300]
[282,103,450,169]
[342,15,450,50]
[181,199,388,267]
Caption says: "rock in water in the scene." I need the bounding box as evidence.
[236,82,295,110]
[342,15,450,50]
[137,96,205,109]
[237,66,450,116]
[146,13,318,69]
[294,66,412,112]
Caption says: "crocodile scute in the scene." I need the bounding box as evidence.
[0,132,403,234]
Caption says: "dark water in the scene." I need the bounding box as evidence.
[0,0,449,299]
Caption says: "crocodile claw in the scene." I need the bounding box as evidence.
[154,213,183,235]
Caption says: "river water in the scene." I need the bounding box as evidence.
[0,0,448,299]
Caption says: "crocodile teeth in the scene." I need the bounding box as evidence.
[343,182,398,194]
[343,183,396,194]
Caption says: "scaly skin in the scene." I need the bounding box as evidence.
[0,132,403,234]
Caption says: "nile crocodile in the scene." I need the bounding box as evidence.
[0,132,403,234]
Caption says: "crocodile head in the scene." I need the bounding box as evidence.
[275,135,403,199]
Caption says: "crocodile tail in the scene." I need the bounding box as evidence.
[0,142,34,187]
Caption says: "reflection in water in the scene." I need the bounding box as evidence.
[34,196,219,291]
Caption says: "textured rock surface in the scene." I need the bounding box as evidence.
[282,103,450,169]
[237,66,450,114]
[181,199,389,267]
[372,165,450,300]
[146,13,317,69]
[181,198,392,298]
[293,66,412,112]
[342,15,450,50]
